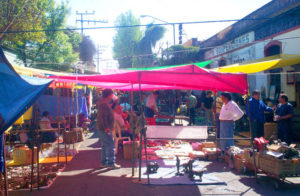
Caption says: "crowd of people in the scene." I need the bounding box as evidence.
[94,88,295,169]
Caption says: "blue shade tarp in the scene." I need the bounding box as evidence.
[0,48,52,172]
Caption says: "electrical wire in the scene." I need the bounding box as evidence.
[0,17,275,34]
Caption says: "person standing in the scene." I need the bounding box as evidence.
[215,94,223,138]
[144,91,159,118]
[219,92,244,152]
[97,89,120,169]
[201,91,214,127]
[247,90,273,139]
[274,94,294,144]
[187,91,197,125]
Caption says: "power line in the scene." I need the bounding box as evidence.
[4,35,300,64]
[0,17,275,34]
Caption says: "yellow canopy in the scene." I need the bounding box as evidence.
[213,54,300,73]
[13,65,69,77]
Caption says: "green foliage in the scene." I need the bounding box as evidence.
[113,11,142,68]
[134,24,166,67]
[79,36,96,62]
[0,0,81,71]
[160,45,200,66]
[0,0,50,44]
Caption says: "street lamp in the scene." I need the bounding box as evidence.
[140,15,176,45]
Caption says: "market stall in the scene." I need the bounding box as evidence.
[0,48,53,195]
[50,63,249,182]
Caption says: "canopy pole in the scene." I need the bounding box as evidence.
[213,90,218,144]
[62,89,68,165]
[131,84,136,177]
[138,73,143,181]
[57,87,61,165]
[2,133,8,196]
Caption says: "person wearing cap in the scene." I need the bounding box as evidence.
[97,89,120,169]
[219,92,244,152]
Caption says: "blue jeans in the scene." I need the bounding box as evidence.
[98,130,115,165]
[220,121,234,151]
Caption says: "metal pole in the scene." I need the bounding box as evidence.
[62,88,68,164]
[138,73,144,181]
[57,88,61,164]
[2,134,8,196]
[173,24,176,45]
[130,85,136,177]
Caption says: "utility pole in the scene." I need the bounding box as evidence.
[179,23,183,44]
[76,11,108,35]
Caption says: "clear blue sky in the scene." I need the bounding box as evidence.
[59,0,271,69]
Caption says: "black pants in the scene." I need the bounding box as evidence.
[189,108,196,125]
[144,107,155,118]
[278,121,291,144]
[251,120,264,140]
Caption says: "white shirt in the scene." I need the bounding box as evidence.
[219,101,244,121]
[146,93,157,109]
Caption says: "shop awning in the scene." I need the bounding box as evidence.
[213,54,300,73]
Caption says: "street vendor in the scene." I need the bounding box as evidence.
[274,93,294,144]
[144,91,159,118]
[246,90,273,139]
[219,92,244,152]
[97,89,120,169]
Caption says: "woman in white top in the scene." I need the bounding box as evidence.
[219,92,244,152]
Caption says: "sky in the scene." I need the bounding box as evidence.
[61,0,271,70]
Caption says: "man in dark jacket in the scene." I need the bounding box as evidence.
[274,94,294,144]
[97,89,120,169]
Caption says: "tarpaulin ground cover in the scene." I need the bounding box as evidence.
[0,48,52,172]
[50,64,248,94]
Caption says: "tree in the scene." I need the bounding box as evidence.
[0,0,49,43]
[160,45,200,66]
[134,24,166,67]
[79,35,96,62]
[113,11,142,68]
[1,1,81,71]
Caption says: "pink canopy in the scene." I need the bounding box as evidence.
[49,65,248,94]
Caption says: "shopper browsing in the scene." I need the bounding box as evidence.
[97,89,120,169]
[219,92,244,152]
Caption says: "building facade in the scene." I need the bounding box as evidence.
[199,0,300,107]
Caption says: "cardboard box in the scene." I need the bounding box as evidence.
[234,154,246,173]
[123,141,139,160]
[264,123,277,140]
[13,146,37,165]
[202,142,216,148]
[224,154,234,168]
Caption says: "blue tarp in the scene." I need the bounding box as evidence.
[0,48,52,172]
[37,95,88,119]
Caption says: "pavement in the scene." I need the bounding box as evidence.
[9,131,300,196]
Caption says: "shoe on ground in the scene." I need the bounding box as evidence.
[99,164,108,169]
[108,164,121,170]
